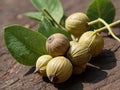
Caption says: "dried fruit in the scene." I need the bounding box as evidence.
[79,31,104,57]
[67,41,92,66]
[46,56,73,83]
[65,12,90,38]
[46,33,70,57]
[73,64,87,75]
[35,55,52,77]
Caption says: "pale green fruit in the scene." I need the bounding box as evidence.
[35,55,52,77]
[46,56,73,83]
[79,31,104,57]
[67,42,92,66]
[65,12,90,38]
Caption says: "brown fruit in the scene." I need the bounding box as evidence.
[46,33,70,57]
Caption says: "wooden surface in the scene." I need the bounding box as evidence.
[0,0,120,90]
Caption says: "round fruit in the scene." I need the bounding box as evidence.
[46,33,70,57]
[79,31,104,57]
[35,55,52,77]
[46,56,73,83]
[67,41,92,66]
[65,12,90,38]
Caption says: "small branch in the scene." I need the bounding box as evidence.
[95,18,120,42]
[88,19,100,25]
[88,18,120,30]
[95,20,120,32]
[42,8,63,29]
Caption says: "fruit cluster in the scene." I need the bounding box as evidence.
[35,12,119,83]
[36,13,119,83]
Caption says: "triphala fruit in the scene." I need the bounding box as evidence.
[46,33,70,57]
[46,56,73,83]
[67,41,92,66]
[79,31,104,57]
[65,12,90,38]
[35,55,52,77]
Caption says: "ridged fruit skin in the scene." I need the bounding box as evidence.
[73,64,87,75]
[46,33,70,57]
[65,12,90,38]
[46,56,73,83]
[79,31,104,57]
[36,55,52,77]
[67,41,92,66]
[69,40,78,45]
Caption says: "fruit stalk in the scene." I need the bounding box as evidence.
[95,18,120,42]
[88,19,120,28]
[88,18,120,42]
[88,19,100,25]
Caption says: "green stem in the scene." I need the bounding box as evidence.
[95,18,120,42]
[95,20,120,33]
[88,19,100,25]
[42,8,63,29]
[88,19,120,29]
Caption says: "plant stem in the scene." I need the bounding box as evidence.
[95,18,120,42]
[88,19,100,25]
[96,20,120,32]
[42,8,63,29]
[88,19,120,29]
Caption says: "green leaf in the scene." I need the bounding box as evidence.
[4,25,47,66]
[38,17,72,40]
[24,12,42,21]
[86,0,115,28]
[38,17,55,37]
[31,0,64,23]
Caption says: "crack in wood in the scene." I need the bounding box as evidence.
[0,78,20,90]
[0,62,18,80]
